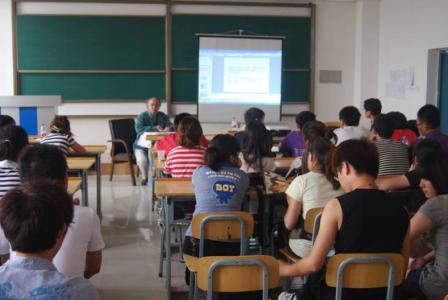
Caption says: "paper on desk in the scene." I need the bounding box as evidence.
[137,133,152,149]
[285,156,302,178]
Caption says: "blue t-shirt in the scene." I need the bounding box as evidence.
[0,256,99,300]
[186,165,249,236]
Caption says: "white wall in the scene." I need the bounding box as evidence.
[378,0,448,119]
[0,0,14,95]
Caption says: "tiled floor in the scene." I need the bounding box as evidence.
[86,175,188,300]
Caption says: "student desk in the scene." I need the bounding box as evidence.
[68,145,107,218]
[67,176,82,195]
[274,157,295,170]
[154,178,194,300]
[67,157,95,208]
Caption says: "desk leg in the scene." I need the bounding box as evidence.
[96,154,102,219]
[82,170,89,207]
[164,197,172,300]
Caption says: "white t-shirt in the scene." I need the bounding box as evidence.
[285,171,344,220]
[239,153,275,174]
[1,206,105,278]
[334,126,369,145]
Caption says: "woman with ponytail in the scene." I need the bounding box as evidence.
[0,125,28,198]
[40,116,85,155]
[284,137,344,257]
[183,134,249,262]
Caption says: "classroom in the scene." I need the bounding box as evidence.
[0,0,448,299]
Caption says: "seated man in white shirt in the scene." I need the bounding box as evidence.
[333,106,369,145]
[0,144,105,279]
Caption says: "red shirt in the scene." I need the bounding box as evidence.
[164,145,206,178]
[392,129,417,146]
[155,133,208,155]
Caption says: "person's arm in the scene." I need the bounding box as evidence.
[161,113,174,131]
[84,250,102,279]
[377,175,410,191]
[284,196,302,231]
[279,198,340,277]
[409,212,433,258]
[71,142,86,153]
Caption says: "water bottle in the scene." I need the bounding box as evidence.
[231,117,238,129]
[40,123,47,138]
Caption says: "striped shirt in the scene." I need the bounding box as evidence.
[40,133,75,155]
[164,146,206,178]
[0,160,21,199]
[376,139,409,176]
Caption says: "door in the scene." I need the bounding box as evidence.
[439,51,448,134]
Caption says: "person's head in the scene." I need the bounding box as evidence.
[0,181,73,256]
[19,144,68,187]
[363,98,382,119]
[295,111,316,130]
[308,137,340,189]
[331,139,379,191]
[387,111,407,130]
[412,139,443,166]
[0,115,16,127]
[416,152,448,198]
[205,134,240,171]
[174,113,192,131]
[244,107,265,125]
[50,116,72,136]
[371,114,395,139]
[242,121,272,169]
[339,106,361,127]
[302,121,327,145]
[146,97,161,115]
[416,104,440,135]
[178,117,203,147]
[0,125,29,162]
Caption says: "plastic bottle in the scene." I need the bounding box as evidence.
[40,123,47,138]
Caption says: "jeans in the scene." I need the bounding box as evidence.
[401,268,428,300]
[134,149,152,180]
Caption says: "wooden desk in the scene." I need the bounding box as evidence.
[274,157,295,169]
[67,157,95,207]
[155,178,194,300]
[69,145,107,218]
[67,177,82,195]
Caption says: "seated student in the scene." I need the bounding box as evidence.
[279,111,316,157]
[0,115,16,127]
[301,120,330,174]
[377,139,443,214]
[239,121,275,173]
[412,104,448,153]
[387,111,417,146]
[234,107,272,149]
[0,125,28,198]
[155,113,208,156]
[403,152,448,300]
[284,137,344,257]
[0,181,99,299]
[334,106,369,145]
[363,97,382,127]
[278,139,409,300]
[0,145,105,279]
[163,117,207,178]
[40,116,86,155]
[371,114,409,176]
[183,134,249,256]
[134,97,173,185]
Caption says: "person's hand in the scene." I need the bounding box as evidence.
[163,127,171,132]
[156,125,163,131]
[408,257,427,271]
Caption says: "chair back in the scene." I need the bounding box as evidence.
[325,253,406,300]
[196,255,279,300]
[191,211,254,257]
[108,118,136,156]
[304,207,324,234]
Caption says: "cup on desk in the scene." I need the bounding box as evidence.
[157,150,165,161]
[292,148,304,157]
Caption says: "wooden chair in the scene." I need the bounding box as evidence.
[325,253,406,300]
[280,207,324,262]
[184,211,254,300]
[108,118,138,185]
[196,255,279,300]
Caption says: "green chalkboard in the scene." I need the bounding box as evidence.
[171,15,311,103]
[19,73,165,100]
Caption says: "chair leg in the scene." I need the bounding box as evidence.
[158,225,165,277]
[188,271,195,300]
[128,160,136,186]
[109,161,115,182]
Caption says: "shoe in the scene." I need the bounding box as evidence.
[141,178,148,185]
